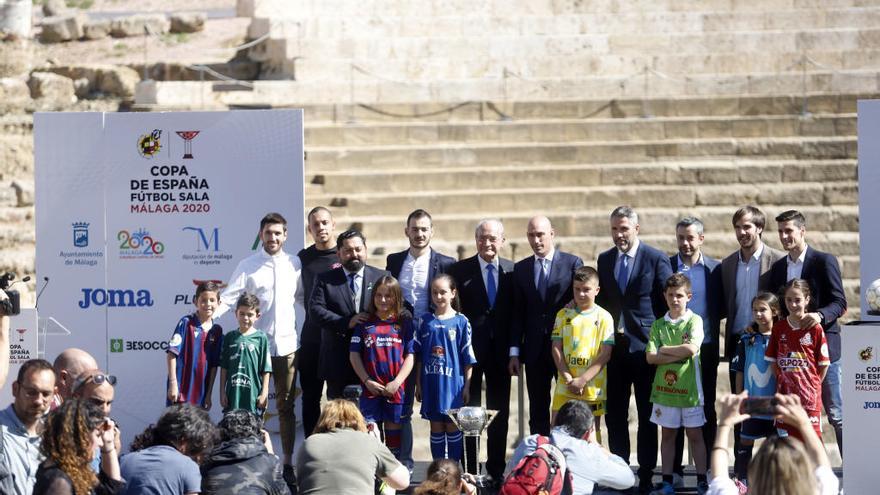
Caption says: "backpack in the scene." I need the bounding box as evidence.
[499,435,571,495]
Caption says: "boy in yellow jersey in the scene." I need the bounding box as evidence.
[551,266,614,427]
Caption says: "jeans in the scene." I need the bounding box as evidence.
[822,360,843,455]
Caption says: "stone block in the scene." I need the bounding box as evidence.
[47,65,140,98]
[110,14,170,38]
[0,78,31,114]
[824,184,858,205]
[40,13,86,43]
[83,19,111,40]
[170,12,206,34]
[42,0,66,16]
[27,71,75,107]
[0,40,32,78]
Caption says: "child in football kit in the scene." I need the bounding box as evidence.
[646,273,708,495]
[550,266,614,427]
[730,292,781,484]
[349,275,415,460]
[414,274,476,462]
[765,279,830,440]
[166,280,224,408]
[219,293,273,414]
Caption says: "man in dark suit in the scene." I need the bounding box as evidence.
[386,209,455,471]
[596,206,673,493]
[508,216,583,436]
[719,205,783,477]
[309,229,390,399]
[670,217,723,483]
[447,219,514,483]
[770,209,846,455]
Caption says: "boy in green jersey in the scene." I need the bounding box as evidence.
[646,273,708,495]
[220,294,273,414]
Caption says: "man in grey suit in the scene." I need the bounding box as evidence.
[720,205,784,477]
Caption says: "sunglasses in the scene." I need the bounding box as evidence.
[73,373,117,392]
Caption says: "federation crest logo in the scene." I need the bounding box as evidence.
[73,222,89,248]
[110,339,123,353]
[137,129,162,158]
[860,346,874,362]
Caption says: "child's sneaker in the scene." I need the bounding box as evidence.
[734,478,749,495]
[697,480,710,495]
[650,481,675,495]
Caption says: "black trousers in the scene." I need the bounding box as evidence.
[465,360,512,479]
[296,340,324,437]
[673,342,719,473]
[525,353,557,436]
[607,341,657,482]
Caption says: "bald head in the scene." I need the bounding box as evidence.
[53,348,98,400]
[527,216,555,258]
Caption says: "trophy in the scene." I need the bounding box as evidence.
[447,406,498,488]
[176,131,200,159]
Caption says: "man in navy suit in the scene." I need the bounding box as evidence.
[509,216,583,436]
[770,209,846,455]
[596,206,673,493]
[385,209,455,471]
[447,219,514,483]
[310,229,390,399]
[670,217,722,482]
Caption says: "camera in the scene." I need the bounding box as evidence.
[0,272,22,316]
[343,384,362,402]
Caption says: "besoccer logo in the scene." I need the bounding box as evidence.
[110,339,123,353]
[137,129,162,158]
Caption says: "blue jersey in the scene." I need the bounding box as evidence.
[731,332,777,419]
[350,316,414,404]
[166,313,223,406]
[413,313,477,419]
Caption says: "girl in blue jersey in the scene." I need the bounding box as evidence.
[730,291,781,488]
[349,275,414,460]
[414,274,476,461]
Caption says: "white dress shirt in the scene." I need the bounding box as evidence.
[345,266,366,313]
[399,251,430,317]
[786,245,808,282]
[533,249,555,289]
[478,255,499,294]
[218,248,305,356]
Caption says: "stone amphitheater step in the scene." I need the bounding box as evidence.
[304,136,856,171]
[241,0,880,19]
[309,160,857,193]
[323,205,859,241]
[308,181,856,216]
[303,114,855,146]
[246,7,880,39]
[135,69,880,104]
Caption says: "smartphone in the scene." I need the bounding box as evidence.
[741,396,778,416]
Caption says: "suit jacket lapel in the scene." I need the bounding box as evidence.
[800,246,816,280]
[337,269,357,314]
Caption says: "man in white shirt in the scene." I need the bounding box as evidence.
[218,212,305,478]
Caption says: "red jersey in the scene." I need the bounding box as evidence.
[764,318,830,412]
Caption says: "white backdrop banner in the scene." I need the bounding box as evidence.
[841,323,880,492]
[858,100,880,319]
[35,110,304,450]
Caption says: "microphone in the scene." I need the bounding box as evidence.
[35,277,49,310]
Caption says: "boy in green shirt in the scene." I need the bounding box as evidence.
[646,273,708,495]
[220,294,273,414]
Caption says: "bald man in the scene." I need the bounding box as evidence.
[52,348,98,407]
[509,216,583,436]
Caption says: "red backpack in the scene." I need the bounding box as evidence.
[499,436,571,495]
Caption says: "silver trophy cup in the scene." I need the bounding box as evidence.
[447,407,498,487]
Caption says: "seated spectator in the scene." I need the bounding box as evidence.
[0,358,56,495]
[120,404,217,495]
[504,400,635,494]
[709,392,838,495]
[296,399,409,494]
[33,399,123,495]
[414,459,477,495]
[201,409,289,495]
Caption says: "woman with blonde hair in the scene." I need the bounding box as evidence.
[297,399,410,494]
[34,399,124,495]
[708,392,838,495]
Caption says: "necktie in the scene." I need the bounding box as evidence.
[537,258,548,299]
[617,254,629,293]
[348,272,356,292]
[486,264,497,308]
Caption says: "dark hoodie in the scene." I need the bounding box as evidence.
[201,436,290,495]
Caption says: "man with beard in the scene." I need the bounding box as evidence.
[720,205,783,479]
[0,359,56,495]
[310,230,390,399]
[297,206,339,437]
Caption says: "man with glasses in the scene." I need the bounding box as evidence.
[0,359,56,495]
[72,370,121,469]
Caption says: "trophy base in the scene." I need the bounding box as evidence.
[183,154,194,159]
[472,474,496,489]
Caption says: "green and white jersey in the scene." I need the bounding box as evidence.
[646,311,704,408]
